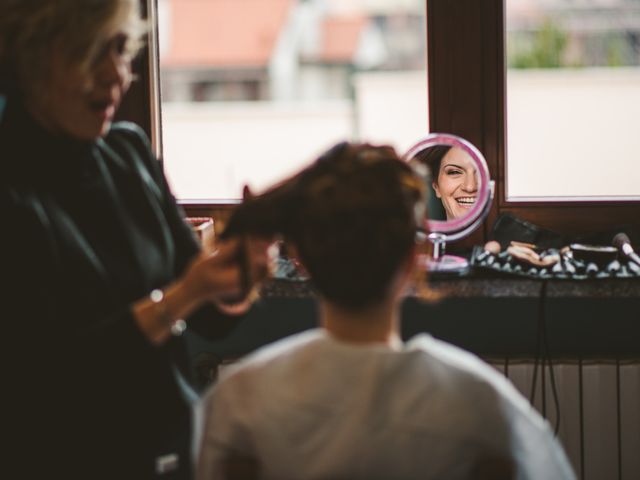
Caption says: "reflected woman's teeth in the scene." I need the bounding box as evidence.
[456,197,476,207]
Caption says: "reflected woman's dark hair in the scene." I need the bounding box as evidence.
[413,145,451,221]
[414,145,451,181]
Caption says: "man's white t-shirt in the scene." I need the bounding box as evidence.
[197,329,575,480]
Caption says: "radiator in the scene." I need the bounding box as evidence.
[485,358,640,480]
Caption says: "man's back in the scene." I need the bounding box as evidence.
[197,329,575,480]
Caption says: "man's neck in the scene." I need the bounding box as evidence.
[320,298,402,349]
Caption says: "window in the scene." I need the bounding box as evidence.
[137,0,638,236]
[427,0,640,238]
[506,0,640,201]
[154,0,429,203]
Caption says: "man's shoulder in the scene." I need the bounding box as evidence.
[407,335,531,410]
[407,334,502,381]
[218,329,327,382]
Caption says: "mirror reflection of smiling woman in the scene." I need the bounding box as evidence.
[0,1,268,478]
[432,147,478,220]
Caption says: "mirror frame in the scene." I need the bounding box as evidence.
[404,133,493,237]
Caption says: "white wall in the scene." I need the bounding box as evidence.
[162,71,430,201]
[162,68,640,203]
[355,70,428,153]
[162,101,353,201]
[507,67,640,200]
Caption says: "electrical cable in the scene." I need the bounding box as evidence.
[529,280,544,405]
[540,279,561,436]
[531,279,562,436]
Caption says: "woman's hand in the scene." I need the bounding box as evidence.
[133,237,270,345]
[182,237,270,307]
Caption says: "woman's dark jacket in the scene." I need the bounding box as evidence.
[1,98,235,479]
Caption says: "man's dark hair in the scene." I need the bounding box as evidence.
[223,142,425,310]
[292,143,424,309]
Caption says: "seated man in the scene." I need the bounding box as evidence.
[196,142,575,480]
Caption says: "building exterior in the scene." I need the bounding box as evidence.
[158,0,425,102]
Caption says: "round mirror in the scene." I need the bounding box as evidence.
[404,133,494,273]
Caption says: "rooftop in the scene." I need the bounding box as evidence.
[161,0,292,68]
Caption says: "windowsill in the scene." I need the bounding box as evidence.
[260,258,640,300]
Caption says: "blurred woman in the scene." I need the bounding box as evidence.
[0,1,266,478]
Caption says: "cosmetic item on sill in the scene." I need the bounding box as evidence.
[612,233,640,267]
[568,243,618,268]
[271,249,309,281]
[506,242,560,268]
[470,243,640,280]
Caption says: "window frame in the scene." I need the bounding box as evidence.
[129,0,640,238]
[119,0,238,223]
[427,0,640,240]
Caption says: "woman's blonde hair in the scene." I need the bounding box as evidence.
[0,0,147,94]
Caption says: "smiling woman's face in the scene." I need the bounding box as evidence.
[27,33,133,141]
[2,1,145,139]
[432,147,478,220]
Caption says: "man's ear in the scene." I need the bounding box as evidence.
[432,181,441,198]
